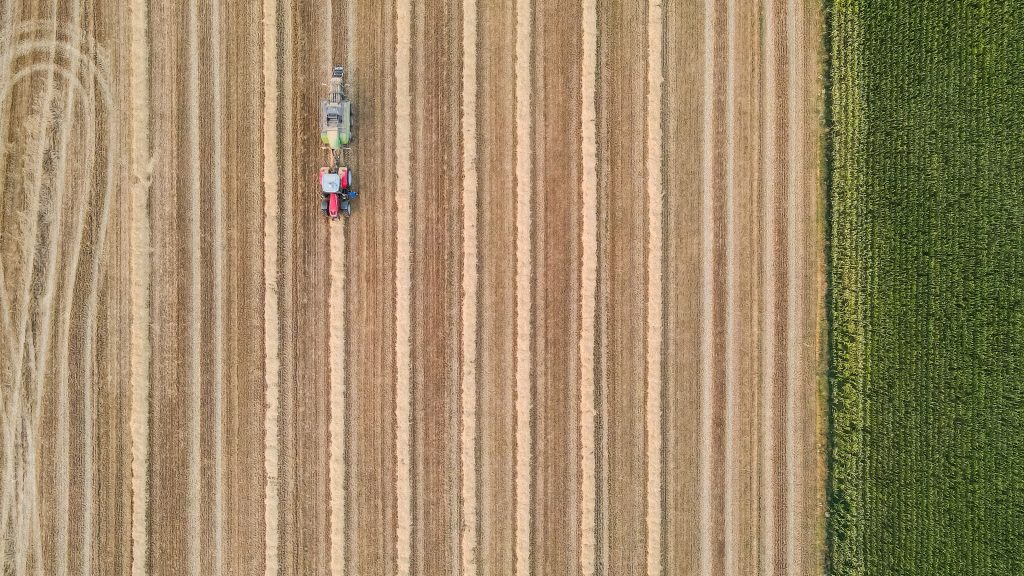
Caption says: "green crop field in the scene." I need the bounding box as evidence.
[827,1,1024,574]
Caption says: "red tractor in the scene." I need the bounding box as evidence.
[319,166,356,219]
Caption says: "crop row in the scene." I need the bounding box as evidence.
[827,1,1024,575]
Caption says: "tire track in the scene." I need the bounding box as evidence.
[1,31,60,550]
[0,0,23,340]
[11,47,92,574]
[7,10,60,458]
[578,0,598,571]
[784,0,804,572]
[596,0,649,570]
[408,0,463,569]
[77,119,110,576]
[346,1,397,572]
[663,0,704,565]
[460,0,479,571]
[0,10,64,566]
[475,1,517,571]
[34,58,86,576]
[66,31,118,576]
[37,22,105,574]
[645,0,665,573]
[513,0,533,571]
[128,0,153,572]
[0,40,94,572]
[394,0,413,570]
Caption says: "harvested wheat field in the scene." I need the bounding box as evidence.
[0,0,823,574]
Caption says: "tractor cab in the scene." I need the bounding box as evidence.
[319,166,357,219]
[321,171,341,193]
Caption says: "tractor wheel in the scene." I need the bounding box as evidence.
[320,198,329,215]
[346,167,354,190]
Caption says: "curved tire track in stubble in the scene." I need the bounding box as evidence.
[0,55,70,565]
[0,24,109,568]
[0,0,20,340]
[30,26,116,576]
[19,16,92,575]
[0,58,72,558]
[0,24,61,548]
[0,19,116,574]
[4,16,64,420]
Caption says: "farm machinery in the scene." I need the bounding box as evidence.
[319,65,356,219]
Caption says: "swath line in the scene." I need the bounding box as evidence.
[760,0,778,573]
[578,0,598,572]
[327,162,347,574]
[459,0,479,572]
[723,0,736,574]
[645,0,665,575]
[513,0,533,572]
[327,197,347,574]
[186,0,203,571]
[128,0,153,572]
[211,0,227,570]
[394,0,413,570]
[261,0,282,571]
